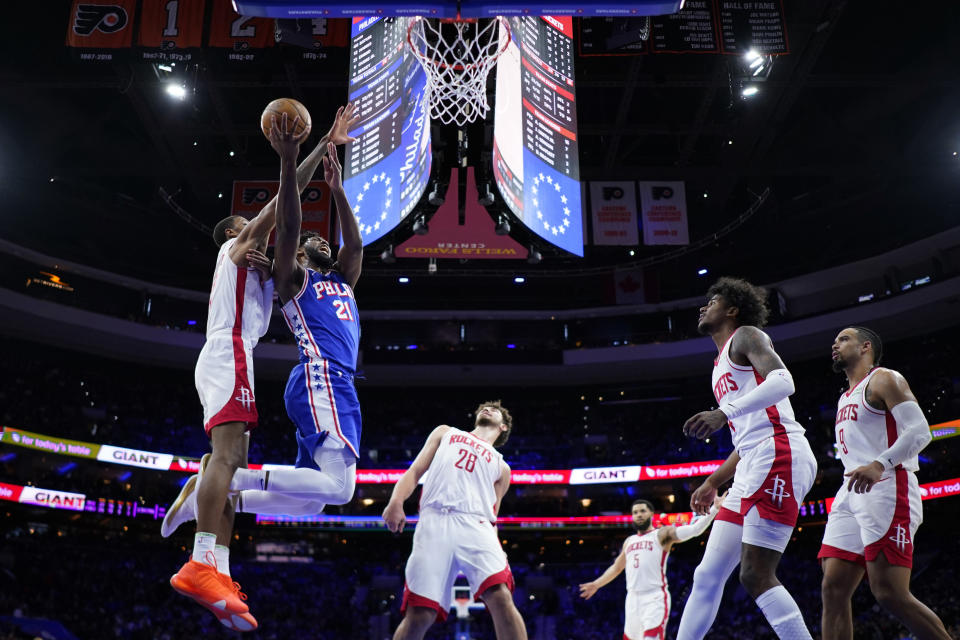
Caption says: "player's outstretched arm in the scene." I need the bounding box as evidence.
[846,369,931,494]
[660,491,727,550]
[228,104,359,266]
[382,425,451,533]
[326,145,363,289]
[684,327,795,439]
[579,542,627,600]
[270,114,309,301]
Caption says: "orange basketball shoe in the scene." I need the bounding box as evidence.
[218,574,258,632]
[170,557,249,618]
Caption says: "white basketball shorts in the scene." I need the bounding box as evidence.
[819,467,922,568]
[194,334,258,434]
[714,431,817,552]
[625,588,670,640]
[402,507,514,622]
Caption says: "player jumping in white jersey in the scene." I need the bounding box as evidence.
[676,277,818,640]
[382,401,528,640]
[818,327,949,640]
[163,105,357,631]
[579,494,725,640]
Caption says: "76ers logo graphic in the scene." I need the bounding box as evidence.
[235,386,255,412]
[889,524,911,551]
[74,5,128,35]
[764,475,791,507]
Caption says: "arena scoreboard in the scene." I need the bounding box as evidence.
[343,16,432,246]
[233,0,684,18]
[493,16,583,256]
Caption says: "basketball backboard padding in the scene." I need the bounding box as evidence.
[233,0,683,18]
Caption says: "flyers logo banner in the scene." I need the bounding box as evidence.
[66,0,136,51]
[74,3,127,34]
[232,180,332,241]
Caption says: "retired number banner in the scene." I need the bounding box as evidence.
[639,180,689,245]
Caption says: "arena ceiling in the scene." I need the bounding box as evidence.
[0,1,958,309]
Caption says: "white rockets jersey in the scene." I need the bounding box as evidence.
[835,368,919,473]
[712,328,805,452]
[623,530,668,594]
[419,428,504,523]
[205,238,273,344]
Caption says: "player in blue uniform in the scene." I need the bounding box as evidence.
[225,133,364,517]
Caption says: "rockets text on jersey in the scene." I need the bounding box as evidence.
[711,328,805,452]
[624,530,668,594]
[419,428,504,523]
[281,268,360,372]
[835,368,919,473]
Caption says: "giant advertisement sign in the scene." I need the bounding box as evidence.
[493,16,583,256]
[343,16,432,246]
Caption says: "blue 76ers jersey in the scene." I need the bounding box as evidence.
[280,268,360,372]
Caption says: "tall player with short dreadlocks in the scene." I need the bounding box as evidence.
[676,277,818,640]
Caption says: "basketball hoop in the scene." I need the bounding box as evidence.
[407,16,512,126]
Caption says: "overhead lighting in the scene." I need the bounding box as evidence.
[165,83,187,100]
[513,276,525,284]
[743,49,761,64]
[397,276,409,284]
[697,268,708,276]
[217,193,223,199]
[495,213,511,236]
[527,246,542,264]
[228,151,235,157]
[703,192,708,198]
[628,249,635,256]
[380,245,396,264]
[741,85,760,98]
[157,63,174,73]
[412,214,429,235]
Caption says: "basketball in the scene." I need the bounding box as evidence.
[260,98,311,139]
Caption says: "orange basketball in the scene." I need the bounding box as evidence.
[260,98,311,139]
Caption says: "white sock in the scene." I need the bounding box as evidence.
[755,585,812,640]
[676,520,743,640]
[230,468,266,492]
[192,532,217,566]
[214,545,231,577]
[238,490,326,516]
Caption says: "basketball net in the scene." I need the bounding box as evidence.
[407,17,511,126]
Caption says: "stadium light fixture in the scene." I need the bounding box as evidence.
[741,85,760,98]
[514,276,525,284]
[165,83,187,100]
[397,276,410,284]
[697,268,708,276]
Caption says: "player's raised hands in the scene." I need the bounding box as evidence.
[578,581,600,600]
[322,142,343,191]
[682,409,727,440]
[326,102,360,146]
[268,112,307,159]
[844,460,884,494]
[382,501,407,534]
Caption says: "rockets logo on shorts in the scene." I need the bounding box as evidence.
[889,524,911,552]
[764,474,791,507]
[234,386,255,412]
[74,5,128,35]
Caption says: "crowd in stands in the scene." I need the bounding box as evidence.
[2,522,958,639]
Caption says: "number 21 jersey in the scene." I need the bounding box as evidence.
[281,268,360,372]
[420,428,504,523]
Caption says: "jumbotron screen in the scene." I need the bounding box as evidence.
[343,17,432,246]
[493,16,583,256]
